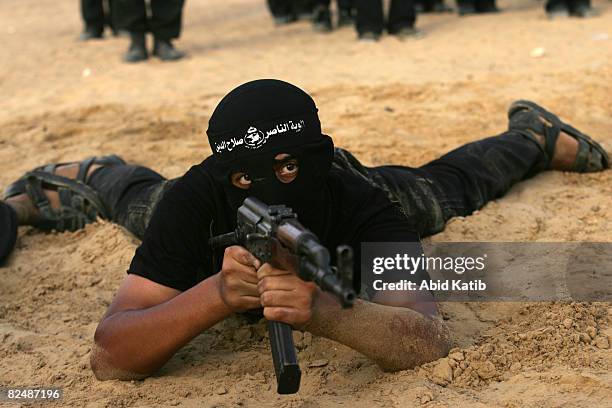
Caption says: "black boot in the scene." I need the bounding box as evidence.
[123,32,148,63]
[80,25,103,41]
[432,0,454,12]
[274,14,298,25]
[545,0,570,18]
[312,5,332,32]
[153,39,185,61]
[457,0,477,15]
[395,27,423,40]
[358,31,381,42]
[337,8,355,27]
[569,3,597,17]
[476,0,500,13]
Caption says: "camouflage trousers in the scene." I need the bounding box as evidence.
[88,130,545,240]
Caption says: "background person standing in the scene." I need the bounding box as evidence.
[545,0,596,18]
[355,0,417,41]
[266,0,316,25]
[80,0,117,40]
[114,0,186,63]
[456,0,499,15]
[311,0,356,31]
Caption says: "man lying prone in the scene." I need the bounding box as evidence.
[0,80,608,379]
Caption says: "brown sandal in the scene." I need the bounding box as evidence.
[508,100,609,172]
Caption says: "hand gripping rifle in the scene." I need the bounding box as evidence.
[209,197,355,394]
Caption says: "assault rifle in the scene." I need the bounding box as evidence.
[209,197,355,394]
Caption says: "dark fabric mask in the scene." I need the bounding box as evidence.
[206,79,334,235]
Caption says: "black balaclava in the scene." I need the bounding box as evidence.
[206,79,334,234]
[0,201,18,265]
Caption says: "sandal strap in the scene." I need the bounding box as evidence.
[573,138,589,171]
[3,155,126,200]
[21,171,110,232]
[540,118,561,167]
[27,171,110,219]
[76,157,97,183]
[509,100,610,172]
[24,176,57,231]
[508,107,560,169]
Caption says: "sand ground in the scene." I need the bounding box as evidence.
[0,0,611,406]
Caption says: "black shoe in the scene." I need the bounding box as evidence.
[312,6,333,32]
[123,32,148,63]
[458,3,477,15]
[477,4,500,13]
[80,25,103,41]
[358,31,381,42]
[337,9,355,27]
[273,14,298,25]
[432,1,454,12]
[112,29,130,38]
[569,4,598,17]
[546,3,570,18]
[153,39,185,61]
[395,27,424,40]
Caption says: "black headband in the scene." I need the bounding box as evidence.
[208,111,322,162]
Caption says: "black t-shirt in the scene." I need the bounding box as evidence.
[128,155,422,293]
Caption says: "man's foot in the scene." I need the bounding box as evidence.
[337,9,355,27]
[153,39,185,61]
[273,14,298,25]
[476,3,500,13]
[3,156,123,230]
[123,32,148,63]
[547,4,570,18]
[458,3,477,15]
[312,6,333,32]
[508,100,609,172]
[569,4,598,17]
[5,164,99,225]
[112,29,130,38]
[395,27,424,40]
[294,1,314,21]
[358,31,381,42]
[432,1,454,12]
[80,25,104,41]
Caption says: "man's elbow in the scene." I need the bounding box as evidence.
[90,330,150,381]
[375,319,452,372]
[374,339,451,372]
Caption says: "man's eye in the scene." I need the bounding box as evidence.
[276,160,299,183]
[280,162,298,174]
[231,172,251,189]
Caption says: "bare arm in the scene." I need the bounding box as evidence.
[304,294,451,372]
[257,265,451,372]
[91,246,262,380]
[90,274,232,380]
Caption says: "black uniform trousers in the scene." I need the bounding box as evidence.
[456,0,496,12]
[114,0,184,40]
[81,0,115,31]
[545,0,590,12]
[316,0,356,10]
[355,0,415,35]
